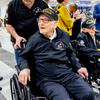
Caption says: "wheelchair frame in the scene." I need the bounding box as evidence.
[10,74,31,100]
[10,74,48,100]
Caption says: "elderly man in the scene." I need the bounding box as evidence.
[18,8,95,100]
[77,19,100,71]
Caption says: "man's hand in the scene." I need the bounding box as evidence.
[14,36,26,48]
[18,68,30,85]
[77,67,88,78]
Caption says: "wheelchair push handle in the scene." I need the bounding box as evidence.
[21,41,26,49]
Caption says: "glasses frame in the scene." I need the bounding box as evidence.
[37,18,53,23]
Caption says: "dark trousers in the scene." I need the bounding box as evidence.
[14,48,20,64]
[39,72,95,100]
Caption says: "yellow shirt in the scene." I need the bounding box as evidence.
[56,4,73,36]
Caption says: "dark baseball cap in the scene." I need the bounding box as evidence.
[37,8,58,21]
[82,19,95,28]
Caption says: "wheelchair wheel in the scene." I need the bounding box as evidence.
[10,74,31,100]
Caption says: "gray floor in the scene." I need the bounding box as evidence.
[0,27,16,100]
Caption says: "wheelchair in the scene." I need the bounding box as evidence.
[71,40,100,93]
[10,65,48,100]
[10,65,75,100]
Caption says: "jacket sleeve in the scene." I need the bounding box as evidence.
[68,42,82,71]
[58,5,73,29]
[6,1,15,25]
[19,36,35,70]
[64,34,82,71]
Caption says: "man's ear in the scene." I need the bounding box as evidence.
[82,28,87,32]
[54,21,58,28]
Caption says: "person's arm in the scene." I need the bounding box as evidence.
[67,42,88,78]
[59,5,73,30]
[18,47,31,85]
[18,50,30,85]
[6,1,17,39]
[6,24,26,48]
[67,42,81,70]
[6,1,26,48]
[63,33,88,78]
[6,24,19,39]
[18,35,35,85]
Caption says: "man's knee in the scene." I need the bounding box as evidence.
[47,87,71,100]
[40,82,71,100]
[84,90,95,100]
[79,89,95,100]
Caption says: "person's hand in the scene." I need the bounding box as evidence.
[75,14,82,20]
[18,68,30,85]
[14,36,26,48]
[77,67,88,78]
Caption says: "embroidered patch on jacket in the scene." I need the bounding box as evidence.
[79,40,85,46]
[54,41,65,50]
[97,40,100,45]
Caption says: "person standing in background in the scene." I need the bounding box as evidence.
[6,0,48,64]
[69,3,82,40]
[93,3,100,31]
[56,0,73,37]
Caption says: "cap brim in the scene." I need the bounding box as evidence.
[36,12,52,20]
[87,24,95,28]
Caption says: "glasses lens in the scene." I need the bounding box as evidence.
[37,18,52,23]
[24,0,31,2]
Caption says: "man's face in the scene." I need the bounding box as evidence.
[22,0,34,6]
[83,26,95,37]
[37,14,58,37]
[64,0,69,3]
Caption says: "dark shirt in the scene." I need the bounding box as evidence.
[71,19,81,40]
[19,28,81,84]
[7,0,48,42]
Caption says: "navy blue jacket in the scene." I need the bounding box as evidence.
[93,3,100,30]
[77,32,100,58]
[19,28,82,84]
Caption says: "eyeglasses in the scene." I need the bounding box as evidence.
[23,0,32,2]
[37,18,53,23]
[88,26,95,30]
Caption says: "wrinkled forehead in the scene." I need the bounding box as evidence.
[22,0,33,2]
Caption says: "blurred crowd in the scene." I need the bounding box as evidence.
[0,0,100,39]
